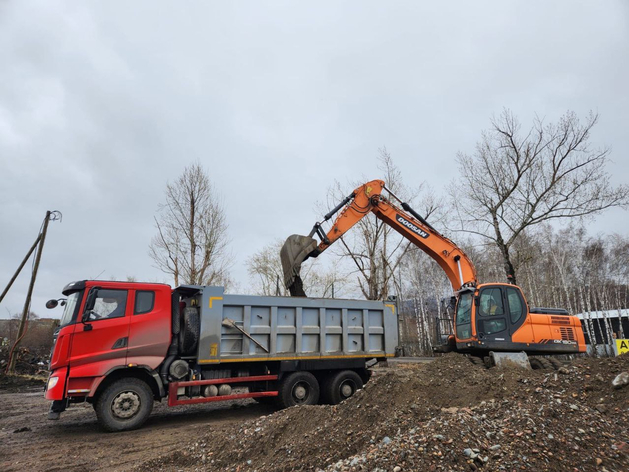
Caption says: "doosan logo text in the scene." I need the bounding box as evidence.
[396,215,429,238]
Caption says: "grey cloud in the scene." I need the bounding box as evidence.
[1,0,627,318]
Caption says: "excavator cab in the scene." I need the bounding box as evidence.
[450,283,585,359]
[452,284,527,348]
[470,285,524,344]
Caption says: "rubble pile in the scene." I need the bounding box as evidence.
[139,354,629,472]
[0,346,47,392]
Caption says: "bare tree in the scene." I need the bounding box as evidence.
[399,247,452,354]
[247,240,289,296]
[325,149,436,300]
[452,110,629,284]
[149,163,231,287]
[248,239,347,297]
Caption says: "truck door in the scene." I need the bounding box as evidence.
[69,288,131,373]
[475,286,509,343]
[126,288,172,370]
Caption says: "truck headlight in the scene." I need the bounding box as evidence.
[47,376,59,389]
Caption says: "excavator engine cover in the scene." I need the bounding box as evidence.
[280,235,318,297]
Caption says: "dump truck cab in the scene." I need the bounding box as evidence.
[46,280,172,417]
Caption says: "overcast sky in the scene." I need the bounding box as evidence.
[1,1,628,320]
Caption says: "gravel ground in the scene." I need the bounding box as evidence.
[0,382,274,472]
[137,354,629,472]
[1,353,627,472]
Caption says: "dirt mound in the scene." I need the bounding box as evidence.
[138,354,629,472]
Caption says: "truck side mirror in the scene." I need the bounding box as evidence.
[82,287,101,322]
[46,299,67,309]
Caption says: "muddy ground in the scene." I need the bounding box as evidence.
[1,355,628,472]
[0,382,274,472]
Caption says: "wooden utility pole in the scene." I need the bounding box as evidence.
[0,234,42,304]
[7,211,52,373]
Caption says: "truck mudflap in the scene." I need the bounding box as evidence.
[167,375,278,407]
[45,366,68,401]
[280,235,318,296]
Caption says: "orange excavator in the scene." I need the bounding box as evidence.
[280,180,586,368]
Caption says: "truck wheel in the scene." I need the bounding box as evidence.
[277,372,319,408]
[323,370,363,405]
[95,378,154,432]
[179,307,200,355]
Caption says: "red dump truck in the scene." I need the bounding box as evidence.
[45,280,398,431]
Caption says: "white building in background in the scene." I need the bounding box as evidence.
[576,309,629,356]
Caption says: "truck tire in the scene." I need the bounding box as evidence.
[322,370,363,405]
[179,307,200,355]
[95,378,154,432]
[277,372,319,408]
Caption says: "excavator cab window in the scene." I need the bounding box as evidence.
[506,287,524,324]
[455,292,473,340]
[479,288,504,316]
[477,287,507,336]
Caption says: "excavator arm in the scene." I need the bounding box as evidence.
[280,179,477,296]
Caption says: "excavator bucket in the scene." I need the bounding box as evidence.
[280,235,319,297]
[488,351,531,369]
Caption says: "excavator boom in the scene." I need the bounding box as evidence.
[280,179,477,296]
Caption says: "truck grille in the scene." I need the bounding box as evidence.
[560,327,576,341]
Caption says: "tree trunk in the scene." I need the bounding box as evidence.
[492,213,517,284]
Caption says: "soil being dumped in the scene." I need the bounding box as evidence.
[138,354,629,472]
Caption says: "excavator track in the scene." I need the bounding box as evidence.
[466,353,569,370]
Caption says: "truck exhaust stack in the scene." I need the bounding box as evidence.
[280,234,318,297]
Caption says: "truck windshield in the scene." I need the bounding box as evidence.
[59,291,82,327]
